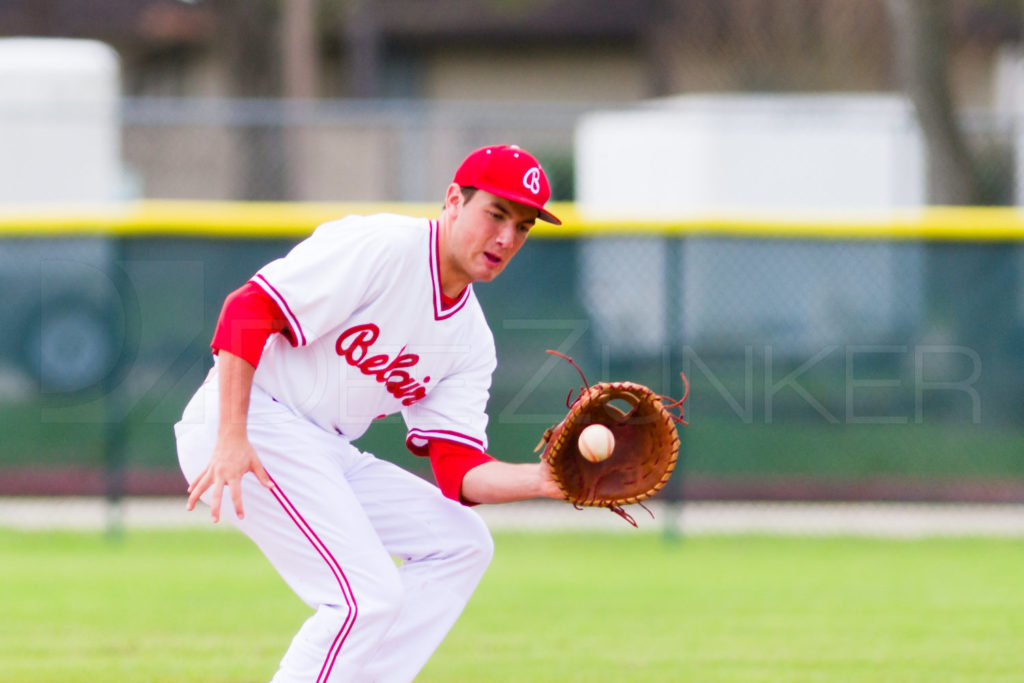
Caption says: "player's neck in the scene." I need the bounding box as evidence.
[436,214,470,300]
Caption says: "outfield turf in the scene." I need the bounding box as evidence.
[1,528,1022,682]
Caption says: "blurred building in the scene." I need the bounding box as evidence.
[1,1,1019,102]
[0,0,1020,202]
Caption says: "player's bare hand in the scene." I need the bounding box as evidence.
[186,431,274,523]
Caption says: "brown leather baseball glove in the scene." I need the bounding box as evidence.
[535,351,689,526]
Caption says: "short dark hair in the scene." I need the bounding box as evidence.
[444,185,478,211]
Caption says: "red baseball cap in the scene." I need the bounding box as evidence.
[453,144,562,225]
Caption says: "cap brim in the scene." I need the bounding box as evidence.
[475,184,562,226]
[537,208,561,225]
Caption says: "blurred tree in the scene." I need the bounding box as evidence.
[205,0,287,199]
[886,0,1021,424]
[340,0,382,98]
[885,0,980,204]
[283,0,319,99]
[282,0,320,200]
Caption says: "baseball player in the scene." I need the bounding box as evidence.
[175,144,564,682]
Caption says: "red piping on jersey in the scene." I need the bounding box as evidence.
[429,219,470,321]
[268,472,357,682]
[405,428,484,454]
[210,281,293,367]
[253,273,308,346]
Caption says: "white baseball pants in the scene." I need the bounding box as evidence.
[175,373,494,682]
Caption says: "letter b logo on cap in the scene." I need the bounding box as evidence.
[522,167,542,195]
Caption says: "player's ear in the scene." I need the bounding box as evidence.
[444,183,463,215]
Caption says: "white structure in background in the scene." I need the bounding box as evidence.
[0,38,122,202]
[992,47,1024,325]
[993,46,1024,206]
[574,94,927,357]
[0,39,123,393]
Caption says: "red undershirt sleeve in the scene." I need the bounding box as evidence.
[423,439,496,505]
[210,280,295,368]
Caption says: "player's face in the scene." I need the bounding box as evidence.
[442,186,537,291]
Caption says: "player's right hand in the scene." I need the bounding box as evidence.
[186,431,274,523]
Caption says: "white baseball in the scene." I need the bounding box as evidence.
[578,424,615,463]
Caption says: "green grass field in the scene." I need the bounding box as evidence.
[1,528,1022,682]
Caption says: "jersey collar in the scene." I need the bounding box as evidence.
[429,219,471,320]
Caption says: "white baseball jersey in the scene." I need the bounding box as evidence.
[250,213,496,453]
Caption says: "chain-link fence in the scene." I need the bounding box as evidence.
[115,96,1023,206]
[121,98,586,203]
[2,225,1023,503]
[3,81,1024,505]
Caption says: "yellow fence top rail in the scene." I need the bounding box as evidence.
[3,200,1024,240]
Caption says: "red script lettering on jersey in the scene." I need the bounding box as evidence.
[335,323,428,406]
